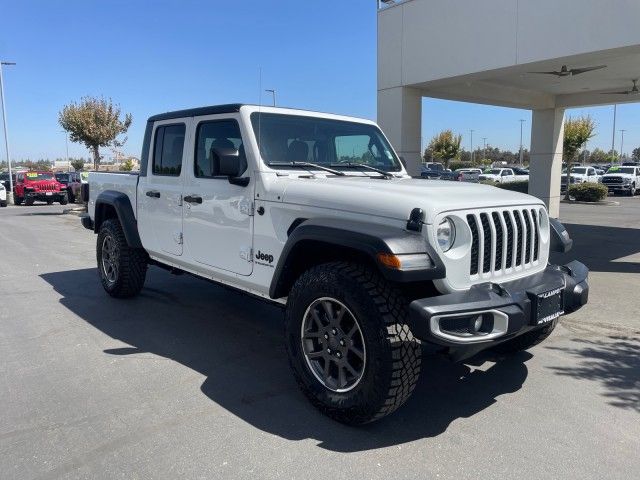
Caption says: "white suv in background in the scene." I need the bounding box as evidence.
[0,182,7,207]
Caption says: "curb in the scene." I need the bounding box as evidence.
[560,199,619,206]
[63,207,88,216]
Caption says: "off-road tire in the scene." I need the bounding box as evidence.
[59,196,68,205]
[285,261,422,425]
[492,320,557,354]
[25,197,34,206]
[628,183,636,196]
[97,219,148,298]
[14,195,23,205]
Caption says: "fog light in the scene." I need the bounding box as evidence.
[471,315,483,332]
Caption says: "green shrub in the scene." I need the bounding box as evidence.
[495,181,529,194]
[567,183,608,202]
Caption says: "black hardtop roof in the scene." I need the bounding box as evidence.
[147,104,245,122]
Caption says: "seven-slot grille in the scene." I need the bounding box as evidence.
[467,208,540,276]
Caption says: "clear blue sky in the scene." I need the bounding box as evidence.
[1,0,639,162]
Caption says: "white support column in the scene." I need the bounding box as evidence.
[377,86,422,176]
[528,108,565,218]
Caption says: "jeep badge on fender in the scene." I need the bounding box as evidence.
[255,250,274,264]
[81,104,589,425]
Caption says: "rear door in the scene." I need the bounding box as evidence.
[137,118,191,257]
[182,115,254,276]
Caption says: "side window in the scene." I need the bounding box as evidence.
[153,124,186,176]
[194,119,246,178]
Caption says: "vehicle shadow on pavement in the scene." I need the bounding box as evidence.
[546,336,640,413]
[551,223,640,274]
[42,267,531,452]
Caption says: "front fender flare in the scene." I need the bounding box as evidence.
[269,218,445,299]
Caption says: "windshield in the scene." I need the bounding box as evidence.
[607,167,635,174]
[571,168,587,174]
[250,113,402,172]
[25,172,54,181]
[486,169,502,175]
[55,173,69,182]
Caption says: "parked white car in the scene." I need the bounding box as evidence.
[81,104,589,425]
[599,165,640,196]
[0,182,7,207]
[567,167,599,184]
[479,168,518,183]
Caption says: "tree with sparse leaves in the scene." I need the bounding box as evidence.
[428,130,462,168]
[70,158,85,171]
[59,97,132,170]
[120,158,135,171]
[563,115,595,162]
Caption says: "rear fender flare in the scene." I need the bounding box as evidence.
[94,191,142,248]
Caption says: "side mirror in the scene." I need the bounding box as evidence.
[213,148,249,187]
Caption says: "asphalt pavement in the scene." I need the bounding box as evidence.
[1,200,638,480]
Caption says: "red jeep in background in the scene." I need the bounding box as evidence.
[13,171,68,206]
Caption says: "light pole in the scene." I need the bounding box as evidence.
[519,119,526,166]
[0,61,16,203]
[482,137,487,163]
[265,89,276,107]
[470,129,474,164]
[61,130,70,172]
[611,104,617,162]
[619,129,626,160]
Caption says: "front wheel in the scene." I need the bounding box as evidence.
[59,195,68,205]
[285,262,422,425]
[628,184,636,196]
[97,219,148,298]
[25,196,34,206]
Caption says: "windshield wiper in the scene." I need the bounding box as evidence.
[269,161,345,176]
[330,162,395,178]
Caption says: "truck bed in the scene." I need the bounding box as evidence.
[87,172,139,220]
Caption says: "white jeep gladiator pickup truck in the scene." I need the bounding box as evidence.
[82,104,589,424]
[599,165,640,196]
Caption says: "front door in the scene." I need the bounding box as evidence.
[182,116,254,276]
[137,118,191,257]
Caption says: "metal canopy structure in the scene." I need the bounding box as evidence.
[377,0,640,216]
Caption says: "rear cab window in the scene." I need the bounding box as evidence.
[152,124,186,176]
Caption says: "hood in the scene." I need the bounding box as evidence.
[280,176,543,224]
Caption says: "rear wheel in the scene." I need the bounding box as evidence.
[285,261,422,425]
[492,321,557,354]
[97,219,148,298]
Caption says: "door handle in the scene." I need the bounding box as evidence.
[183,195,203,204]
[146,190,161,198]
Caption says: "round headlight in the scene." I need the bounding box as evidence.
[436,217,456,252]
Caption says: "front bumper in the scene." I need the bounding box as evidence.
[603,184,631,192]
[25,191,67,201]
[408,261,588,360]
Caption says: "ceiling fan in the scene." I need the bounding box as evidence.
[528,64,607,77]
[601,79,640,95]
